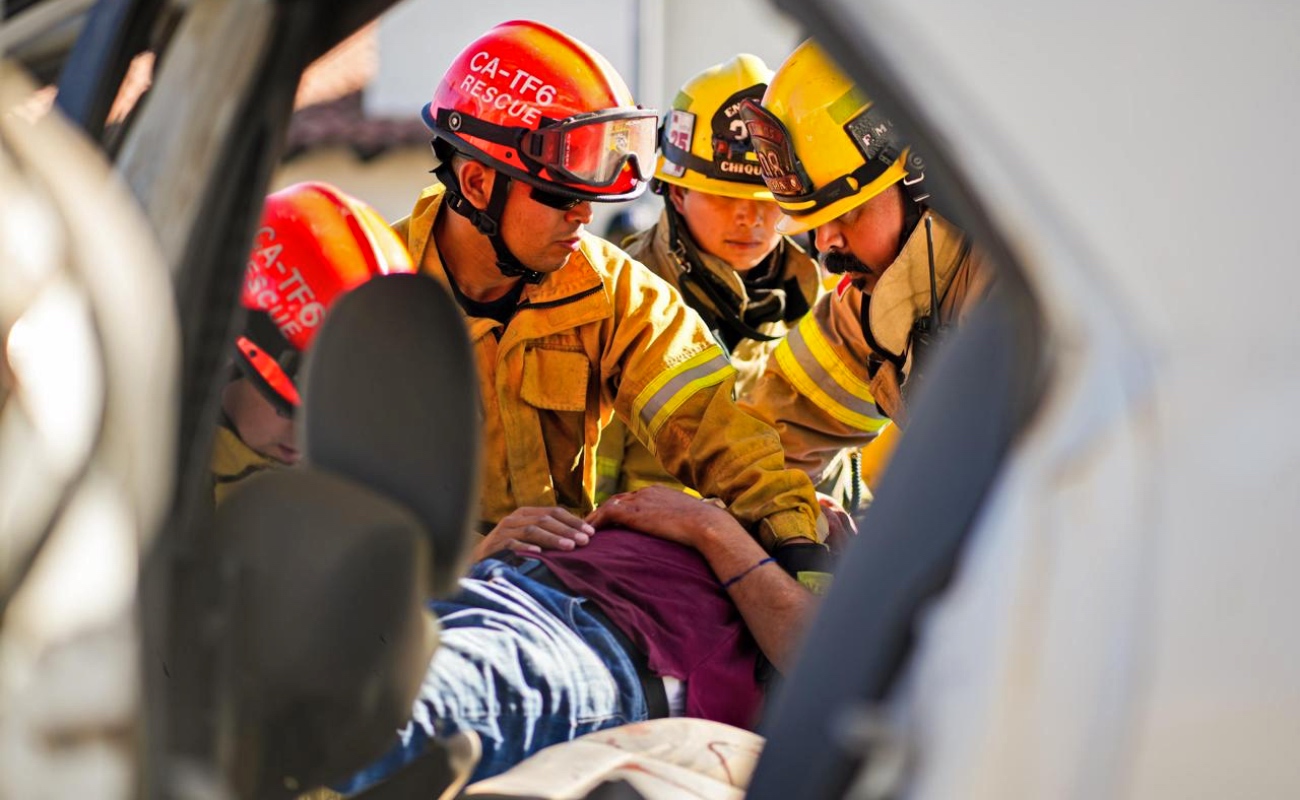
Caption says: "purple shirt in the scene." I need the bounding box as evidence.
[533,527,765,729]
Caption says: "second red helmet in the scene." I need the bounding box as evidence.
[237,181,415,414]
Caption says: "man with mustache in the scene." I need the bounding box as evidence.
[739,40,994,486]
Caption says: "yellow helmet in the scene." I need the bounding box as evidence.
[740,40,918,234]
[655,54,774,201]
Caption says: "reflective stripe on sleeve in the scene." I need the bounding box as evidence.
[773,316,891,432]
[631,347,734,447]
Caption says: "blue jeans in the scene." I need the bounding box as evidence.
[335,558,648,793]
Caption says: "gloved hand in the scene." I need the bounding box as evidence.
[773,537,834,595]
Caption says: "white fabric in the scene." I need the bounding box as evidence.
[663,676,686,717]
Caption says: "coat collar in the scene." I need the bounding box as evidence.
[868,211,971,357]
[404,184,611,342]
[632,208,822,313]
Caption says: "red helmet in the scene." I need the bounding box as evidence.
[423,20,657,203]
[237,181,414,413]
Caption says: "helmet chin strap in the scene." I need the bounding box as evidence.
[433,154,545,284]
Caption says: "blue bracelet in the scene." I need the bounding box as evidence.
[722,556,776,589]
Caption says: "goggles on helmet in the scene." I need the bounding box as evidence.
[435,107,658,191]
[525,108,658,187]
[739,98,898,216]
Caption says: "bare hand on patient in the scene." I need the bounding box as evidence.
[472,506,594,562]
[586,486,738,551]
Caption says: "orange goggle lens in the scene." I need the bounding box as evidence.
[538,111,659,187]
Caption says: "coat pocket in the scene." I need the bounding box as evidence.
[521,347,590,412]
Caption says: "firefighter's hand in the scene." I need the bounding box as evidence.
[586,486,738,551]
[473,506,594,562]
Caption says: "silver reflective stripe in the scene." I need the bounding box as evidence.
[637,350,733,435]
[784,323,889,428]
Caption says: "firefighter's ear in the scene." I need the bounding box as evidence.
[667,183,689,216]
[456,158,495,211]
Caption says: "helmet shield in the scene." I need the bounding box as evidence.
[738,99,816,202]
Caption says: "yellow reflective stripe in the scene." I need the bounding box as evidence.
[632,348,734,444]
[624,478,701,499]
[775,316,891,432]
[796,571,834,596]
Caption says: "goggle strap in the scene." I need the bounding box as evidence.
[661,140,767,186]
[784,157,898,209]
[436,108,553,176]
[436,108,520,149]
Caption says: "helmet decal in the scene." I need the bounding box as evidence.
[660,109,696,179]
[457,49,558,127]
[709,85,765,177]
[844,106,901,166]
[244,226,328,344]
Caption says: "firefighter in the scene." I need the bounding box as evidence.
[739,40,994,484]
[393,21,825,557]
[213,181,414,503]
[593,54,844,505]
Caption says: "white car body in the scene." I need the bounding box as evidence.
[831,2,1300,797]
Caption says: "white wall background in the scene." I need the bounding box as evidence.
[658,0,802,107]
[370,0,801,122]
[368,0,640,117]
